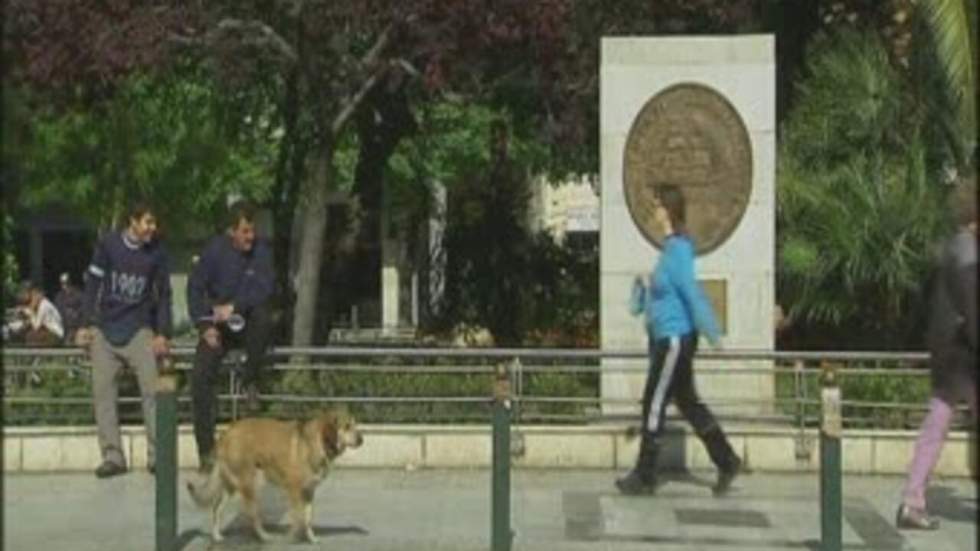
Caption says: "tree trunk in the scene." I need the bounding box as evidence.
[270,70,305,342]
[290,149,332,346]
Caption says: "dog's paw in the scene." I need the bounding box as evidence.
[290,528,317,544]
[253,526,272,542]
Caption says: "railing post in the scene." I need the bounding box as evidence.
[819,361,842,551]
[491,362,513,551]
[155,355,178,551]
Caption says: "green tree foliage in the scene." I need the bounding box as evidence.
[919,0,978,161]
[384,103,534,345]
[8,73,275,239]
[778,29,953,349]
[1,213,18,301]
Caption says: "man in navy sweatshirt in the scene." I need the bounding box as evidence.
[187,200,275,471]
[76,200,172,479]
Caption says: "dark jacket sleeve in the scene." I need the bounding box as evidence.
[153,247,173,338]
[948,254,977,352]
[234,239,275,311]
[933,232,978,353]
[187,240,215,323]
[959,263,977,351]
[82,237,109,326]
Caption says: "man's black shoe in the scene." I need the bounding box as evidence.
[95,461,127,479]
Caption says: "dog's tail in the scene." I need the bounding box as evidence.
[186,464,224,508]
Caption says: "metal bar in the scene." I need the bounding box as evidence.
[2,361,932,376]
[155,358,178,551]
[3,395,939,409]
[2,346,932,362]
[257,395,492,404]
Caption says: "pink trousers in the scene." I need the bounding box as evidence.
[902,393,977,510]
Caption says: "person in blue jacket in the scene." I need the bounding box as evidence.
[616,184,743,496]
[188,200,275,471]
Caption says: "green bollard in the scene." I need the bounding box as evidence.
[819,362,842,551]
[491,363,513,551]
[155,356,178,551]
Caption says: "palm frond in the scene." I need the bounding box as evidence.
[920,0,978,153]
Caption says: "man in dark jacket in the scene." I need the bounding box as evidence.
[76,200,172,478]
[897,176,977,529]
[188,200,275,471]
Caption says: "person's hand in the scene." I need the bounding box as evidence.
[75,327,94,349]
[151,335,170,357]
[201,326,221,349]
[212,304,234,322]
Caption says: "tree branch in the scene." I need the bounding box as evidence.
[330,22,396,135]
[170,18,298,65]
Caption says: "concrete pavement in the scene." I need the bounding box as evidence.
[3,469,976,550]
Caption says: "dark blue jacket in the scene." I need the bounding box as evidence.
[187,234,275,323]
[82,231,173,345]
[927,229,977,401]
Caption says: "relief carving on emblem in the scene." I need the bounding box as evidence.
[623,83,753,254]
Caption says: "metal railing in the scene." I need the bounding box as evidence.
[3,346,970,551]
[1,346,968,432]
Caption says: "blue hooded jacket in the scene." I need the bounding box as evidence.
[629,233,721,345]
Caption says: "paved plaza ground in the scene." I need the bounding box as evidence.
[4,468,976,550]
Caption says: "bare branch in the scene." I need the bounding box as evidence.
[393,57,421,78]
[329,22,396,134]
[169,18,298,65]
[215,18,298,63]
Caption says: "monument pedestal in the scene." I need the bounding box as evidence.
[600,36,776,420]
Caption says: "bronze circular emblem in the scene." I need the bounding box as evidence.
[623,83,753,255]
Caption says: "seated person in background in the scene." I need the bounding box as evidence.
[6,282,64,346]
[55,272,85,344]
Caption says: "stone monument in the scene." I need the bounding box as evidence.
[600,36,776,421]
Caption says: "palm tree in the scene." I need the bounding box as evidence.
[920,0,978,166]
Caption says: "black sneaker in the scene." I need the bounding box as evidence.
[713,456,743,497]
[896,504,939,530]
[95,461,127,479]
[614,469,661,495]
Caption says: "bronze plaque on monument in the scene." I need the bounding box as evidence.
[700,279,727,334]
[623,83,753,254]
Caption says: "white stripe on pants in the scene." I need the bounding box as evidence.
[646,337,681,433]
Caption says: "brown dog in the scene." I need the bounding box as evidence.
[187,409,363,543]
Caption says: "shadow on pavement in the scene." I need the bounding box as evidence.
[926,485,978,523]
